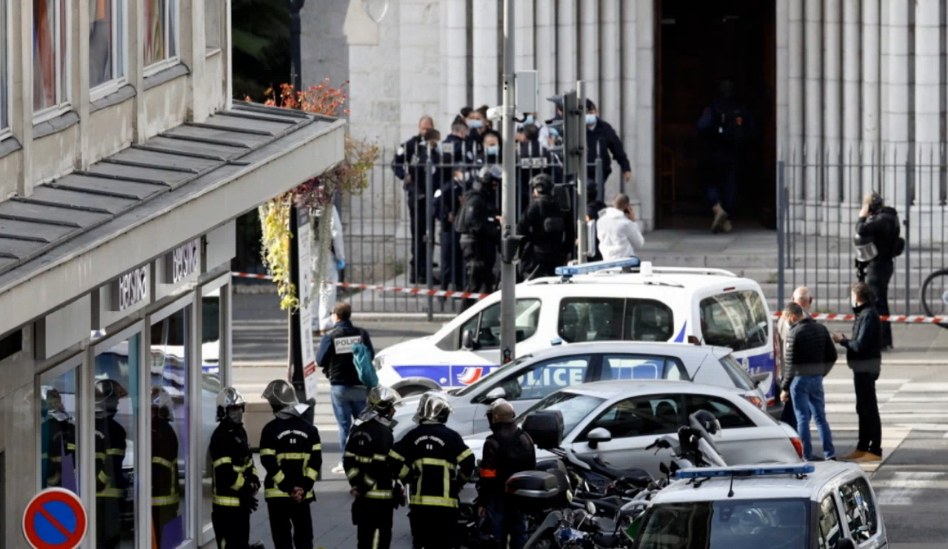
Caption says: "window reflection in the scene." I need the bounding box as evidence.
[41,371,79,493]
[201,292,222,537]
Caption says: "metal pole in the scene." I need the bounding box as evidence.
[905,159,912,315]
[576,81,588,264]
[777,161,786,312]
[288,0,305,92]
[288,206,304,398]
[499,0,517,365]
[426,152,434,321]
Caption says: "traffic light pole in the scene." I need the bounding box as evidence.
[499,0,517,365]
[575,82,587,264]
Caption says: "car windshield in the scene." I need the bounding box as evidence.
[718,355,756,391]
[454,354,534,397]
[637,498,810,549]
[516,391,606,436]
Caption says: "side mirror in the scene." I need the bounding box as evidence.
[461,329,476,351]
[483,387,506,403]
[586,427,612,449]
[835,539,856,549]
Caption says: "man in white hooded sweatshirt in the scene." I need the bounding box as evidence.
[596,194,645,261]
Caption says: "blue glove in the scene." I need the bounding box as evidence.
[336,259,346,271]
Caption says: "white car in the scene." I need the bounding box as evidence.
[633,462,886,549]
[461,380,802,480]
[375,259,781,409]
[391,341,770,440]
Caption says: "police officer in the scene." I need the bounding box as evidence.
[854,192,903,350]
[209,387,261,549]
[95,379,129,549]
[517,174,575,280]
[585,99,632,199]
[443,117,474,169]
[434,167,467,293]
[344,387,404,549]
[456,166,502,311]
[517,124,561,216]
[390,393,476,549]
[477,399,536,549]
[41,387,76,489]
[151,387,180,547]
[259,380,322,549]
[392,116,436,284]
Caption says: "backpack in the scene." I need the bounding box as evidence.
[352,343,378,388]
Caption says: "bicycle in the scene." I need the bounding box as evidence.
[921,268,948,329]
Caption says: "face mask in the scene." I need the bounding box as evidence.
[524,116,535,125]
[852,300,860,309]
[549,128,560,138]
[486,145,499,156]
[586,114,598,125]
[466,119,484,130]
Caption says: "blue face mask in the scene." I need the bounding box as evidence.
[586,114,598,125]
[486,145,499,156]
[524,116,535,126]
[549,128,560,138]
[466,119,484,130]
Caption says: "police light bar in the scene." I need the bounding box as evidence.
[676,464,815,480]
[555,257,641,278]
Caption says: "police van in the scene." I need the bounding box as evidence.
[375,258,780,407]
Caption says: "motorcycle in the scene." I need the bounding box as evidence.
[645,410,726,482]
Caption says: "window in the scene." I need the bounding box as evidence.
[601,355,687,381]
[818,496,842,549]
[700,290,770,351]
[150,308,190,548]
[144,0,178,68]
[685,394,755,429]
[33,0,70,114]
[90,0,126,90]
[40,367,79,493]
[718,355,757,391]
[839,479,878,543]
[581,395,681,440]
[558,298,623,343]
[95,333,140,547]
[1,0,9,132]
[625,299,675,342]
[458,299,541,349]
[518,392,606,437]
[485,355,592,402]
[200,292,223,541]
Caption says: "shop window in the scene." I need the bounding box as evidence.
[90,0,126,91]
[40,368,79,493]
[150,309,190,548]
[95,333,140,548]
[144,0,178,69]
[200,292,222,539]
[33,0,70,115]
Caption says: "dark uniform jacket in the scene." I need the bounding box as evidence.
[152,418,180,508]
[434,175,466,232]
[586,120,630,183]
[781,317,838,391]
[344,418,397,501]
[391,134,424,183]
[317,319,375,386]
[95,416,128,499]
[43,418,76,488]
[259,414,323,501]
[517,195,574,256]
[391,423,476,509]
[456,189,500,242]
[856,207,901,262]
[840,304,882,374]
[477,423,536,501]
[209,419,259,508]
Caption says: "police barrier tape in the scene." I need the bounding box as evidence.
[233,272,948,322]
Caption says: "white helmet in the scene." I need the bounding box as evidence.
[413,392,453,424]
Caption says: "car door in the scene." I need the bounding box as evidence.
[818,494,844,549]
[456,299,543,367]
[598,354,689,381]
[470,354,595,433]
[569,394,683,476]
[838,477,885,548]
[682,393,779,463]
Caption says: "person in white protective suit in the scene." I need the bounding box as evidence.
[311,205,346,335]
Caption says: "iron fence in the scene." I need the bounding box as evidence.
[777,144,948,317]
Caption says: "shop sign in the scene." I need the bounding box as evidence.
[165,238,201,284]
[111,267,149,312]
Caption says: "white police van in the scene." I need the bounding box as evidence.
[375,258,780,407]
[632,463,886,549]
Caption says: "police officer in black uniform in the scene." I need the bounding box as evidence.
[392,116,436,283]
[259,380,322,549]
[456,166,502,311]
[854,192,903,350]
[516,124,561,216]
[476,399,536,549]
[344,387,404,549]
[517,174,575,280]
[151,387,180,547]
[585,100,632,199]
[390,393,476,549]
[209,387,262,549]
[435,167,467,293]
[94,380,129,549]
[41,387,76,489]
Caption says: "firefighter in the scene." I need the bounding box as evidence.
[95,379,128,549]
[259,380,322,549]
[390,392,476,549]
[344,387,404,549]
[41,387,76,489]
[151,387,180,547]
[209,387,262,549]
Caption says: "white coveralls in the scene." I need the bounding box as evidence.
[311,205,346,332]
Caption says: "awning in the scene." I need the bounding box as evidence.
[0,101,345,335]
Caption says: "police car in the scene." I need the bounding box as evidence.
[632,463,886,549]
[375,258,780,409]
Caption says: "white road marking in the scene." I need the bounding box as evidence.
[874,472,945,506]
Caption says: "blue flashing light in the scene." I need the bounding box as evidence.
[675,464,815,480]
[555,257,641,278]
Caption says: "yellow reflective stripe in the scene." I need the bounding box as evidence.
[47,473,62,485]
[346,468,360,479]
[106,448,125,457]
[98,471,110,484]
[457,448,473,463]
[66,443,76,451]
[97,488,125,498]
[344,451,373,464]
[259,448,276,456]
[213,496,241,507]
[265,488,290,499]
[213,457,233,467]
[365,490,393,500]
[373,454,388,462]
[397,465,410,480]
[305,468,319,481]
[232,463,249,473]
[414,458,455,470]
[49,456,63,463]
[152,495,180,506]
[230,473,246,492]
[95,452,106,460]
[409,495,458,508]
[312,444,322,451]
[389,450,405,462]
[276,452,309,461]
[364,474,376,487]
[272,471,285,485]
[153,456,175,469]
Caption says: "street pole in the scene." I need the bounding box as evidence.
[575,81,587,264]
[288,0,305,92]
[499,0,517,364]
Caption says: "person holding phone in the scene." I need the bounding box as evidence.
[596,193,645,261]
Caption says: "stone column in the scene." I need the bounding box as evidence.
[443,0,468,123]
[776,0,790,161]
[861,0,881,195]
[914,0,940,210]
[601,0,621,133]
[880,0,910,202]
[536,0,557,120]
[472,0,499,108]
[804,0,823,205]
[788,0,805,201]
[842,0,861,204]
[557,0,577,93]
[824,0,842,210]
[621,0,638,173]
[580,0,600,103]
[636,0,655,229]
[515,0,535,74]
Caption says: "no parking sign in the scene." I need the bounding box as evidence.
[22,488,87,549]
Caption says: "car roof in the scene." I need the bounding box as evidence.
[651,462,859,504]
[521,269,754,293]
[559,379,744,400]
[519,341,732,362]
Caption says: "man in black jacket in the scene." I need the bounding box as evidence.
[477,399,536,549]
[833,282,883,462]
[457,166,502,310]
[855,193,901,349]
[780,302,838,461]
[317,302,375,473]
[585,100,632,198]
[517,174,574,280]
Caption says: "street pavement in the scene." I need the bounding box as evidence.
[229,292,948,549]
